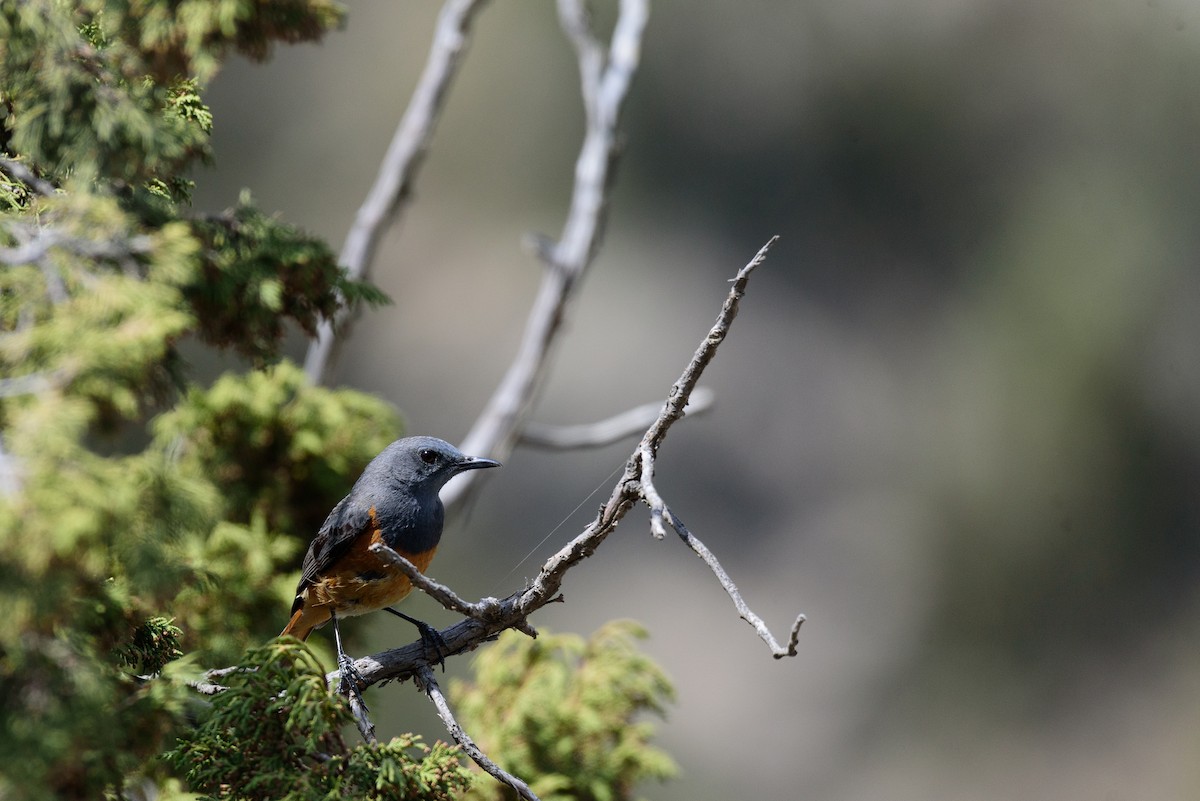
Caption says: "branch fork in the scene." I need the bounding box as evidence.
[334,236,802,739]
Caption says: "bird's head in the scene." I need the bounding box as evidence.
[378,436,501,492]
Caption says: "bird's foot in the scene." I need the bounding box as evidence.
[413,620,449,670]
[336,651,369,711]
[383,607,449,671]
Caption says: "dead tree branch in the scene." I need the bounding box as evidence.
[368,542,535,636]
[416,666,540,801]
[304,0,491,384]
[445,0,650,506]
[0,157,56,197]
[332,237,801,695]
[519,388,714,450]
[662,507,805,658]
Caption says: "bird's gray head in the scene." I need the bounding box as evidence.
[372,436,500,493]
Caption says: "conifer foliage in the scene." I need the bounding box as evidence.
[0,3,677,799]
[167,641,474,801]
[0,2,398,797]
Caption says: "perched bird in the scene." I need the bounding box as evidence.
[281,436,500,686]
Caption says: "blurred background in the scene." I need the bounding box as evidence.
[191,2,1200,799]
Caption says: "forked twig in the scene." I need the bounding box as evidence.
[658,507,805,658]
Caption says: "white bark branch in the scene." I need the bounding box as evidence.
[445,0,650,506]
[658,506,805,659]
[304,0,491,384]
[0,157,56,196]
[519,388,714,450]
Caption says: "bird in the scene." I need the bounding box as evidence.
[281,435,500,691]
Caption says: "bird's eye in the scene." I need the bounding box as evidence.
[419,449,439,465]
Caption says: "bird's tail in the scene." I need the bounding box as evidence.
[280,606,322,641]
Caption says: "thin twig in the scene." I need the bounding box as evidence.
[186,679,228,696]
[188,664,255,696]
[642,236,778,453]
[304,0,491,384]
[630,236,804,655]
[416,666,541,801]
[447,0,650,506]
[368,543,536,641]
[519,237,779,607]
[0,224,154,267]
[343,674,377,743]
[0,229,58,266]
[369,543,494,620]
[663,507,805,659]
[519,388,714,450]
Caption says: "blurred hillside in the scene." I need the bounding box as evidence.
[191,2,1200,799]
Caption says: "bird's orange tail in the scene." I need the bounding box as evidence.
[280,606,324,641]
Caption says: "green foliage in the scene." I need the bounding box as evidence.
[155,360,402,535]
[0,372,400,797]
[167,640,474,801]
[0,1,343,185]
[1,0,379,367]
[0,4,395,798]
[118,616,185,675]
[0,569,200,799]
[451,622,678,801]
[0,190,199,423]
[187,194,391,362]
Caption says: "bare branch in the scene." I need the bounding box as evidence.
[186,679,228,696]
[628,237,804,655]
[368,542,537,639]
[447,0,650,505]
[0,227,59,266]
[518,237,780,608]
[187,664,255,696]
[519,388,714,450]
[332,617,379,743]
[664,506,804,659]
[0,370,66,398]
[0,221,155,268]
[642,236,778,452]
[345,689,377,744]
[0,437,21,499]
[329,238,797,691]
[304,0,491,384]
[370,543,487,619]
[0,157,56,197]
[638,441,670,540]
[416,666,541,801]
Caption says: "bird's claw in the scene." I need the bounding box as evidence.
[336,652,369,710]
[414,621,449,670]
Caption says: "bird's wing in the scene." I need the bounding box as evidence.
[291,496,374,609]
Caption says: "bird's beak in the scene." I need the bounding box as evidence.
[458,455,501,472]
